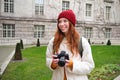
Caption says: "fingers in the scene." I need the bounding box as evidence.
[52,55,57,58]
[65,59,73,68]
[65,60,70,66]
[53,58,59,64]
[52,55,59,64]
[65,59,69,63]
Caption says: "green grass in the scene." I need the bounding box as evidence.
[1,46,52,80]
[90,45,120,80]
[92,45,120,68]
[1,45,120,80]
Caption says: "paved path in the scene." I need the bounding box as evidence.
[114,75,120,80]
[0,46,15,75]
[0,45,35,75]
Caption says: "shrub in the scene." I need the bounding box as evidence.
[36,38,40,47]
[13,43,22,60]
[0,74,1,79]
[20,39,24,49]
[89,64,120,80]
[106,39,111,45]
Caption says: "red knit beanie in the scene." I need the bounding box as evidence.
[57,9,76,26]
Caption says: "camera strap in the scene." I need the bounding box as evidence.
[79,37,83,58]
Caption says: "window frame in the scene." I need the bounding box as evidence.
[35,0,44,16]
[84,27,93,38]
[3,24,15,38]
[105,28,112,38]
[62,1,70,11]
[86,3,92,17]
[106,6,111,20]
[4,0,14,13]
[34,25,45,38]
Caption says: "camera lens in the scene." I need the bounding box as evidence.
[58,57,66,67]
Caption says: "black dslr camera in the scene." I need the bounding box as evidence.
[54,51,69,67]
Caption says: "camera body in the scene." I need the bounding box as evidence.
[54,51,69,67]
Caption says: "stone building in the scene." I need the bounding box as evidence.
[0,0,120,45]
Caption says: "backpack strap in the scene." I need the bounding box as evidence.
[79,37,83,57]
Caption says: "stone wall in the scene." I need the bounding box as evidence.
[0,0,120,45]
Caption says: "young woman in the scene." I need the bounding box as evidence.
[46,9,95,80]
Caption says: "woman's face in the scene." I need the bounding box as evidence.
[58,18,70,34]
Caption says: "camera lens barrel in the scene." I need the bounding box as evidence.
[57,51,69,67]
[58,57,66,67]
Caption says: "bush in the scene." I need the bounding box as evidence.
[20,39,24,49]
[89,64,120,80]
[13,43,22,60]
[36,38,40,47]
[106,39,111,45]
[0,74,1,79]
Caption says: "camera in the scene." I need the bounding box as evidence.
[54,51,69,67]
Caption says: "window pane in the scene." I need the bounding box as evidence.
[35,0,44,15]
[3,30,6,37]
[10,0,14,2]
[4,0,14,13]
[3,24,15,38]
[86,4,92,17]
[4,3,8,12]
[12,31,15,37]
[8,30,11,37]
[105,28,111,38]
[85,27,93,38]
[34,25,45,38]
[62,1,69,11]
[106,6,111,20]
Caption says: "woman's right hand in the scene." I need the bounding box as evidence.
[51,55,59,69]
[52,55,59,64]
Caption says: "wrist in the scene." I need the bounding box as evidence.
[67,59,73,70]
[51,61,58,69]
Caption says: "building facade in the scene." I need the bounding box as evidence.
[0,0,120,45]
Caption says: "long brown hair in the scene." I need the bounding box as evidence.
[53,22,80,55]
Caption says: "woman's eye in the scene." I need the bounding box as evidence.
[58,19,68,24]
[64,20,68,22]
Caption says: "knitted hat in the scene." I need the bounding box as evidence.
[57,9,76,26]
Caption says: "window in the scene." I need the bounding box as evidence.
[62,1,70,11]
[35,0,44,15]
[86,4,92,17]
[106,6,111,20]
[85,27,93,38]
[105,28,111,38]
[4,0,14,13]
[3,24,15,38]
[34,25,45,38]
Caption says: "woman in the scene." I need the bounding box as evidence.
[46,9,95,80]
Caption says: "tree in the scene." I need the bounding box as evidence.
[20,39,24,49]
[36,38,40,47]
[106,39,111,46]
[14,43,22,60]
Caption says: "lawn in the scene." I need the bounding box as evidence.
[1,45,120,80]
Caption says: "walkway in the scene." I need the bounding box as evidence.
[0,45,35,75]
[114,75,120,80]
[0,46,15,75]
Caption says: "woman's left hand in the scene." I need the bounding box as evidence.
[65,59,73,70]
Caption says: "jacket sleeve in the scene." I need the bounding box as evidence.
[46,37,55,71]
[67,37,95,75]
